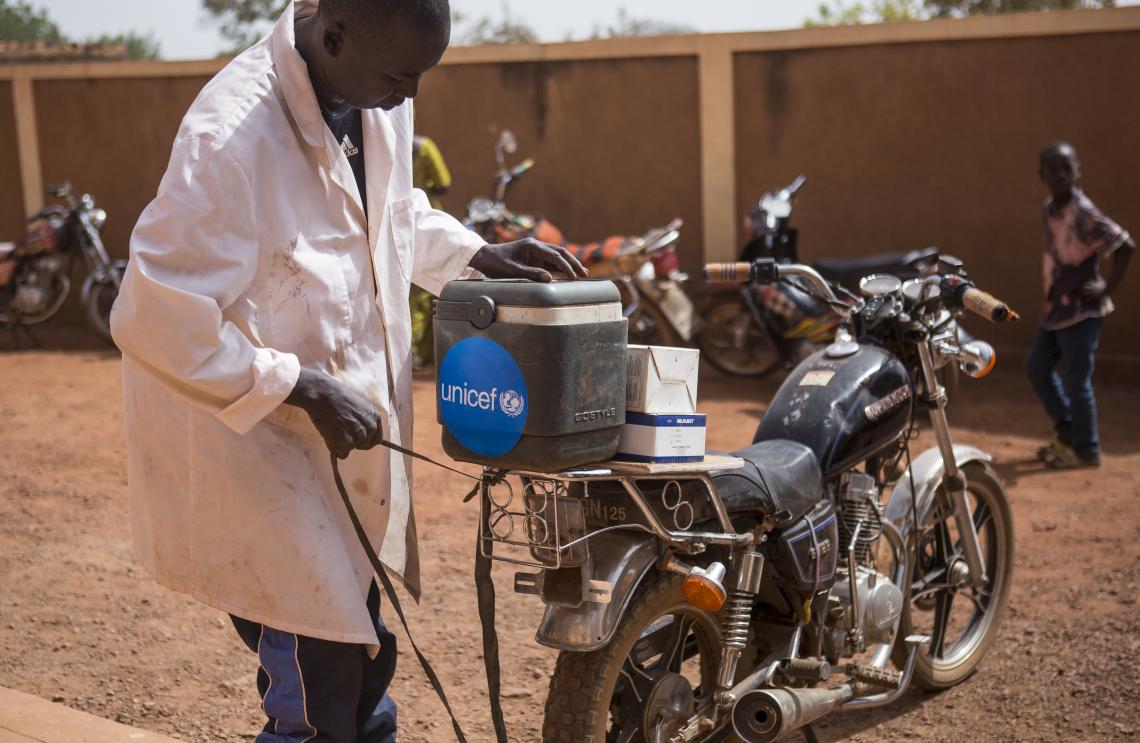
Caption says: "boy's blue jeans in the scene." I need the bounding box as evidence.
[1025,316,1103,460]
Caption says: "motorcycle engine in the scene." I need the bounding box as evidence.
[12,255,65,315]
[823,566,904,661]
[822,472,904,661]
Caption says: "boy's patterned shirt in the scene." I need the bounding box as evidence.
[1041,188,1129,330]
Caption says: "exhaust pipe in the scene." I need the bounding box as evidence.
[731,686,854,743]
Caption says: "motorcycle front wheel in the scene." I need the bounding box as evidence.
[696,294,781,377]
[542,573,723,743]
[84,260,126,345]
[893,461,1014,690]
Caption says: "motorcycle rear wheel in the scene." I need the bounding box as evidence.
[696,295,780,377]
[893,461,1013,690]
[542,573,723,743]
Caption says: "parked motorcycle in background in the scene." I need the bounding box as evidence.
[698,176,956,389]
[464,130,697,346]
[0,183,123,344]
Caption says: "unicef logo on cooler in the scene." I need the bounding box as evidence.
[438,337,528,456]
[499,389,525,418]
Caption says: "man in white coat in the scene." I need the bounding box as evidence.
[110,0,585,740]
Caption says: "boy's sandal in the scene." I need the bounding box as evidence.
[1036,440,1068,462]
[1044,443,1099,469]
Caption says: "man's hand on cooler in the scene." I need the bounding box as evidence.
[468,237,589,282]
[286,369,384,459]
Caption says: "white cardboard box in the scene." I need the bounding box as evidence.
[616,412,707,463]
[626,344,700,414]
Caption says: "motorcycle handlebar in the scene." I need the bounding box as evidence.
[958,286,1020,323]
[703,262,754,283]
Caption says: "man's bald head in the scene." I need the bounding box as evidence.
[299,0,452,110]
[319,0,451,39]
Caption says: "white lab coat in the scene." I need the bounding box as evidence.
[110,0,484,650]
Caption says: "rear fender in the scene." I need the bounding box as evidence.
[534,532,657,652]
[884,444,992,537]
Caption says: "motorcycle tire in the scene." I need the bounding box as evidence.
[696,295,781,378]
[892,461,1014,690]
[542,572,724,743]
[84,260,126,345]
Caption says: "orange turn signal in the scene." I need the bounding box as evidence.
[960,340,997,379]
[682,563,727,612]
[975,347,997,378]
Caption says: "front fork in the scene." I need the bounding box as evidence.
[916,342,988,589]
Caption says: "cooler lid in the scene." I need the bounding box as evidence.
[439,279,620,307]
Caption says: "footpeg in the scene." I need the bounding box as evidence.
[779,657,832,684]
[845,662,903,689]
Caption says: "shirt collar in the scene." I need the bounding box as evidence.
[271,0,327,150]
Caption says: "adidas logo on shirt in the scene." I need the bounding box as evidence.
[341,134,359,158]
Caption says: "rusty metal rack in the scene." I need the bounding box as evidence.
[477,457,752,572]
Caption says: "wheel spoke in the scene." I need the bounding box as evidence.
[930,591,955,659]
[973,501,992,533]
[960,590,990,614]
[912,565,950,595]
[620,659,652,699]
[662,616,693,672]
[614,723,641,743]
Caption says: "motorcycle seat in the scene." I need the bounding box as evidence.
[709,440,823,527]
[812,247,938,288]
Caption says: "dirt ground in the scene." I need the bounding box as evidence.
[1,344,1138,742]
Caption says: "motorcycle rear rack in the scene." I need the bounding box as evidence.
[477,463,753,571]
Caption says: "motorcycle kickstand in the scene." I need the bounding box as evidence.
[801,724,820,743]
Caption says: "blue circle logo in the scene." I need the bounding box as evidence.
[439,337,528,456]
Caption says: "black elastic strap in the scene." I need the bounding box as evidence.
[475,481,509,743]
[374,436,479,483]
[330,453,468,743]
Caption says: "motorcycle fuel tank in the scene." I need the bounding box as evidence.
[753,344,912,477]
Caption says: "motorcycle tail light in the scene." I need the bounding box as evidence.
[682,562,727,612]
[651,248,680,278]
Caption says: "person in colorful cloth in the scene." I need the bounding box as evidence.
[410,134,451,368]
[1027,140,1134,468]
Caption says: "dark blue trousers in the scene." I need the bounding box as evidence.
[1026,317,1103,459]
[230,582,398,743]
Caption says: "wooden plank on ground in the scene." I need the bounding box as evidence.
[0,687,183,743]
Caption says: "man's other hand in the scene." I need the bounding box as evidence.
[286,369,384,459]
[468,238,589,283]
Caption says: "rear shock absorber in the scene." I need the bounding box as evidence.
[715,551,765,705]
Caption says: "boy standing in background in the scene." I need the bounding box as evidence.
[1028,141,1134,468]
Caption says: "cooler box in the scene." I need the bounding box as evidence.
[434,279,628,470]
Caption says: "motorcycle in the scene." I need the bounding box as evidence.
[0,182,123,344]
[698,176,950,380]
[464,130,697,346]
[478,257,1015,742]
